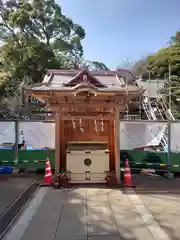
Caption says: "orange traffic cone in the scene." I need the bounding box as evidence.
[44,157,53,185]
[123,159,136,188]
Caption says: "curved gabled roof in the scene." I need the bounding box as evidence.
[28,68,139,92]
[62,69,106,88]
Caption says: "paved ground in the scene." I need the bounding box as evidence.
[2,174,180,240]
[0,175,34,216]
[132,174,180,239]
[132,174,180,194]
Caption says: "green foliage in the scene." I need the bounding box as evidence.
[147,44,180,78]
[169,30,180,44]
[0,0,110,116]
[132,44,180,79]
[88,61,110,71]
[0,0,85,98]
[131,31,180,117]
[0,0,109,98]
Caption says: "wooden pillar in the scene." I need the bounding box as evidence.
[60,120,65,170]
[108,120,115,171]
[55,112,61,175]
[114,107,120,184]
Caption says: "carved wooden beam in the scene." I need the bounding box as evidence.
[61,115,115,120]
[50,103,123,109]
[28,89,142,100]
[63,112,115,116]
[64,110,115,114]
[51,91,124,97]
[49,95,125,102]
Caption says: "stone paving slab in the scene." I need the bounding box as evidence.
[88,237,121,240]
[112,206,154,239]
[107,189,154,239]
[139,194,180,239]
[55,204,87,238]
[55,237,87,240]
[131,174,180,239]
[4,186,173,240]
[17,189,63,240]
[87,188,109,206]
[87,205,119,236]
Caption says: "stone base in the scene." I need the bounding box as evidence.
[164,172,174,179]
[12,168,19,175]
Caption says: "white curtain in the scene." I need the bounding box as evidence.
[120,122,167,150]
[171,123,180,152]
[0,122,15,144]
[18,122,55,149]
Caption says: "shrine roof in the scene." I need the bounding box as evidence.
[28,69,140,92]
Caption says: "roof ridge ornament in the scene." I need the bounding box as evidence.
[83,74,89,84]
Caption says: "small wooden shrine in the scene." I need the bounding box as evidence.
[27,69,142,184]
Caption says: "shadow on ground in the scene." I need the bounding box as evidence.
[72,173,180,195]
[121,174,180,195]
[52,186,179,239]
[3,173,180,239]
[19,186,155,240]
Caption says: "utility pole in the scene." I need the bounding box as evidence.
[168,61,172,113]
[148,69,151,96]
[167,60,172,178]
[125,82,129,119]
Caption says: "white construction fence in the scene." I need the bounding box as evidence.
[0,120,180,152]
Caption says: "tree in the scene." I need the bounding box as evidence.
[0,0,87,118]
[0,0,85,93]
[117,58,137,70]
[88,61,110,71]
[130,57,150,77]
[169,30,180,44]
[131,32,180,117]
[0,0,110,118]
[132,43,180,79]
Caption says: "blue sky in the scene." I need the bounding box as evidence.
[59,0,180,69]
